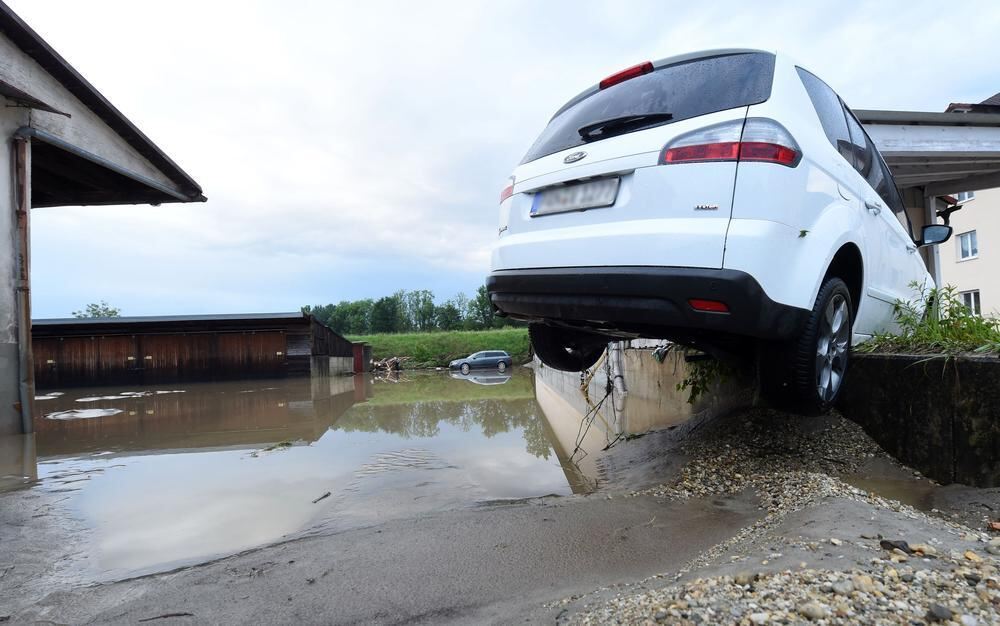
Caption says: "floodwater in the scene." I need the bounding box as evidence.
[6,369,600,581]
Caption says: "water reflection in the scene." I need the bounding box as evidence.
[15,368,595,580]
[449,371,513,386]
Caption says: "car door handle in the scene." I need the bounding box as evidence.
[865,201,882,215]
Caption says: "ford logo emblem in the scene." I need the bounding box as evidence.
[563,151,587,164]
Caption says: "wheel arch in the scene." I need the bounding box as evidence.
[822,242,863,318]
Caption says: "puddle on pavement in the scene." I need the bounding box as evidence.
[840,458,937,511]
[4,368,611,581]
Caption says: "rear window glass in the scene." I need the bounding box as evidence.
[521,52,775,164]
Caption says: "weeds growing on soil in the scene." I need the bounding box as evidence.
[858,284,1000,356]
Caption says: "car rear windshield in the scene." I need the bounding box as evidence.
[521,52,776,164]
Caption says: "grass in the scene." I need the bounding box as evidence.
[349,327,530,369]
[857,284,1000,356]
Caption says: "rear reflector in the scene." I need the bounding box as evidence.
[500,176,515,203]
[662,142,740,163]
[688,299,730,313]
[599,61,654,90]
[660,118,801,167]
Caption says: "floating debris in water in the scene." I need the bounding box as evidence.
[45,408,123,420]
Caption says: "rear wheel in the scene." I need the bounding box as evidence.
[760,277,852,415]
[497,361,507,372]
[529,323,607,372]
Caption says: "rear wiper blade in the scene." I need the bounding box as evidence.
[577,113,673,141]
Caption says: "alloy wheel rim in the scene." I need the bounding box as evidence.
[815,294,849,402]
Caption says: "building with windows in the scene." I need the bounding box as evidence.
[935,93,1000,316]
[937,187,997,315]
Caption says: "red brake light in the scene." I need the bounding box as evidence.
[688,299,730,313]
[500,177,514,204]
[599,61,653,90]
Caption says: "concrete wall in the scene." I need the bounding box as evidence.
[839,353,1000,487]
[0,102,29,436]
[937,188,1000,316]
[533,343,754,485]
[0,433,35,489]
[311,356,355,377]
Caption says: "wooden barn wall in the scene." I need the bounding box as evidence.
[34,331,291,387]
[309,319,353,357]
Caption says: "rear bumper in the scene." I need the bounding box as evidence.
[486,266,809,341]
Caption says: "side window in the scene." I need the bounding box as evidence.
[796,68,854,165]
[876,154,909,231]
[842,107,872,178]
[843,103,910,235]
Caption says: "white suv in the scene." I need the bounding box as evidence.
[487,49,952,412]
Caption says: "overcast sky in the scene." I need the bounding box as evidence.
[11,0,1000,318]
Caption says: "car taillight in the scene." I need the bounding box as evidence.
[500,176,515,204]
[599,61,653,90]
[660,118,801,167]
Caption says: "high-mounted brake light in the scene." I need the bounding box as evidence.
[660,118,801,167]
[599,61,654,90]
[500,176,515,204]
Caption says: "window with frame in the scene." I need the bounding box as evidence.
[955,191,976,203]
[958,230,979,260]
[841,104,910,233]
[796,68,854,165]
[961,290,981,315]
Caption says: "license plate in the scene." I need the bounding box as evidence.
[531,177,620,217]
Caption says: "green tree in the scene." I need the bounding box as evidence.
[72,300,121,318]
[467,285,495,329]
[370,296,402,333]
[340,299,374,334]
[434,301,463,330]
[403,289,436,331]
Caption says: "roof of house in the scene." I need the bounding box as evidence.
[0,1,204,202]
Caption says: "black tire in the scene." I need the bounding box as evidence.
[529,323,607,372]
[760,277,853,415]
[460,363,470,375]
[497,361,507,372]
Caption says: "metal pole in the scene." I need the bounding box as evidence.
[923,188,942,286]
[13,136,33,434]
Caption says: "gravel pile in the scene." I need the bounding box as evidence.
[573,555,1000,625]
[568,408,1000,623]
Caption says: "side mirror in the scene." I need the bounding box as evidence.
[918,224,952,247]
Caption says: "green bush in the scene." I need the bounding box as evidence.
[858,284,1000,356]
[349,328,531,368]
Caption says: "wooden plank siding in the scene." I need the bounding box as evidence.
[32,314,355,387]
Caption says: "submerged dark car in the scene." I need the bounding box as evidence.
[448,350,512,374]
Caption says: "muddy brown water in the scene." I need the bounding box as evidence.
[2,369,602,581]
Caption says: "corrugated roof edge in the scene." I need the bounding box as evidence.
[0,1,205,202]
[856,109,1000,127]
[33,313,307,325]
